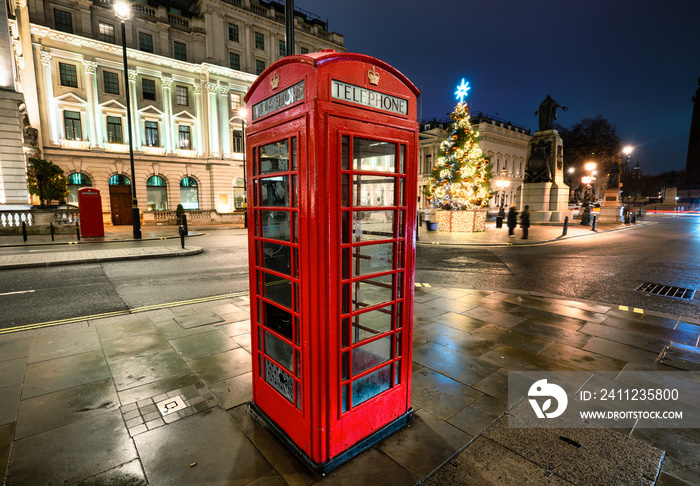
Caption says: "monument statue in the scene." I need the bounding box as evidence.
[534,95,568,131]
[607,160,621,189]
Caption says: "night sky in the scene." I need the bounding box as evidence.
[297,0,700,176]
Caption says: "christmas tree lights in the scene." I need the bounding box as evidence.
[426,102,493,210]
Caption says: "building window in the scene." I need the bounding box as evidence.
[178,125,191,150]
[142,78,156,100]
[176,85,188,106]
[145,121,159,147]
[59,63,78,88]
[300,47,309,55]
[139,32,153,53]
[103,71,119,94]
[146,175,168,211]
[255,60,265,75]
[173,41,186,61]
[229,52,240,70]
[230,93,241,111]
[54,9,73,34]
[64,111,82,140]
[232,130,243,153]
[106,116,123,144]
[279,40,285,56]
[180,177,199,209]
[98,22,116,43]
[109,174,130,185]
[254,32,264,50]
[228,23,239,42]
[233,178,245,209]
[67,172,91,205]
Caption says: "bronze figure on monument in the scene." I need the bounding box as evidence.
[534,95,568,131]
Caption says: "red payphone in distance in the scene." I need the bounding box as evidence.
[244,50,419,473]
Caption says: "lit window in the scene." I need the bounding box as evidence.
[229,52,240,70]
[99,22,115,43]
[254,32,264,50]
[178,125,191,150]
[54,9,73,34]
[142,78,156,100]
[103,71,119,94]
[145,121,159,147]
[255,60,265,75]
[59,63,78,88]
[106,116,123,144]
[180,177,199,209]
[176,85,188,106]
[64,111,82,140]
[230,93,241,111]
[232,130,243,153]
[147,176,167,211]
[173,42,186,61]
[228,23,239,42]
[109,174,130,185]
[139,32,153,53]
[67,173,91,205]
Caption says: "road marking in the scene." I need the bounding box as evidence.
[0,291,250,335]
[0,290,36,296]
[633,308,644,314]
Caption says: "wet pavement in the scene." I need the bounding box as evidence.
[0,285,698,485]
[1,217,698,485]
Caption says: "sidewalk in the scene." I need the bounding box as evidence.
[1,285,698,485]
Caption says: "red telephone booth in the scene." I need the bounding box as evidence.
[78,187,105,237]
[244,51,419,473]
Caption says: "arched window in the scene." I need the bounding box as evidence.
[180,177,199,210]
[67,172,91,205]
[109,174,130,185]
[233,177,245,209]
[147,175,168,210]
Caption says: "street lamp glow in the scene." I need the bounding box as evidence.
[623,145,633,156]
[114,3,130,21]
[238,107,248,118]
[568,167,575,173]
[585,162,596,171]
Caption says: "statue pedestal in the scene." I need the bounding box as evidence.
[516,182,571,222]
[598,189,622,223]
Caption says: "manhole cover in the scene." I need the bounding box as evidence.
[637,283,695,300]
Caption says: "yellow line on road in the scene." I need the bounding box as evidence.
[0,291,251,335]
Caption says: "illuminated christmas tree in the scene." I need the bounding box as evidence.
[426,83,493,210]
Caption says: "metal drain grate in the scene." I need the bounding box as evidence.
[637,283,696,300]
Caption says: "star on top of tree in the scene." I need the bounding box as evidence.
[454,79,470,103]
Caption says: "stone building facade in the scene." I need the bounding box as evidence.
[417,113,531,210]
[5,0,344,225]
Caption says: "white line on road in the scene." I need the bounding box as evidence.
[0,290,36,296]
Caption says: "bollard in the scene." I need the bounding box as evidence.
[22,221,27,242]
[179,225,186,249]
[50,221,55,242]
[416,215,420,241]
[624,212,630,225]
[591,215,597,231]
[631,212,636,224]
[562,216,569,236]
[76,223,81,241]
[181,214,188,236]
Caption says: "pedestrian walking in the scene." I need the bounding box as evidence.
[506,205,518,237]
[520,205,531,239]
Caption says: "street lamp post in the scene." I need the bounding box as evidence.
[115,3,141,239]
[583,161,597,205]
[494,169,510,228]
[621,145,633,205]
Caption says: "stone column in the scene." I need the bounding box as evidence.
[82,59,100,147]
[161,75,173,152]
[219,84,230,158]
[207,81,219,156]
[128,69,140,148]
[193,82,204,156]
[39,50,59,144]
